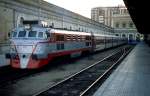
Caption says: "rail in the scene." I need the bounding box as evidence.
[32,46,133,96]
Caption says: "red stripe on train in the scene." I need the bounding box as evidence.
[26,48,91,69]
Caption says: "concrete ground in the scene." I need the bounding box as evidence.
[93,42,150,96]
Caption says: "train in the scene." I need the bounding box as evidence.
[6,21,128,69]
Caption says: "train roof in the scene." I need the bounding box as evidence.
[50,29,120,38]
[50,29,91,36]
[93,33,118,37]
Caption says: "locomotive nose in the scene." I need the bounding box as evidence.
[15,45,35,69]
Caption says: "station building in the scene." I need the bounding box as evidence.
[0,0,113,43]
[91,6,141,42]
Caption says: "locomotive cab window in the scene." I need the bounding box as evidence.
[28,31,37,37]
[12,31,17,37]
[38,32,44,38]
[18,31,26,37]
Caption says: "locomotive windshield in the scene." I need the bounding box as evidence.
[18,31,26,37]
[11,30,46,39]
[12,31,17,37]
[28,31,37,37]
[38,32,44,38]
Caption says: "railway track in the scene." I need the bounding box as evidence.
[33,46,133,96]
[0,45,126,87]
[0,68,38,87]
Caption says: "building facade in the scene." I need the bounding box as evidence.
[0,0,113,43]
[91,6,141,41]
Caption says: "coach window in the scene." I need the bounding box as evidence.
[56,35,64,41]
[86,36,90,40]
[77,35,81,41]
[86,42,90,46]
[72,35,76,41]
[82,36,85,41]
[18,31,26,37]
[28,31,37,37]
[67,35,71,41]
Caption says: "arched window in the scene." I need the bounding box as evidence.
[20,17,24,25]
[129,22,133,28]
[115,34,119,36]
[129,34,133,40]
[122,22,126,28]
[115,22,119,28]
[122,34,126,37]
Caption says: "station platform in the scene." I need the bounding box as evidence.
[93,42,150,96]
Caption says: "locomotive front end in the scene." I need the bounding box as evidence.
[10,41,35,69]
[8,24,50,69]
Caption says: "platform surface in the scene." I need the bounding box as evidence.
[93,42,150,96]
